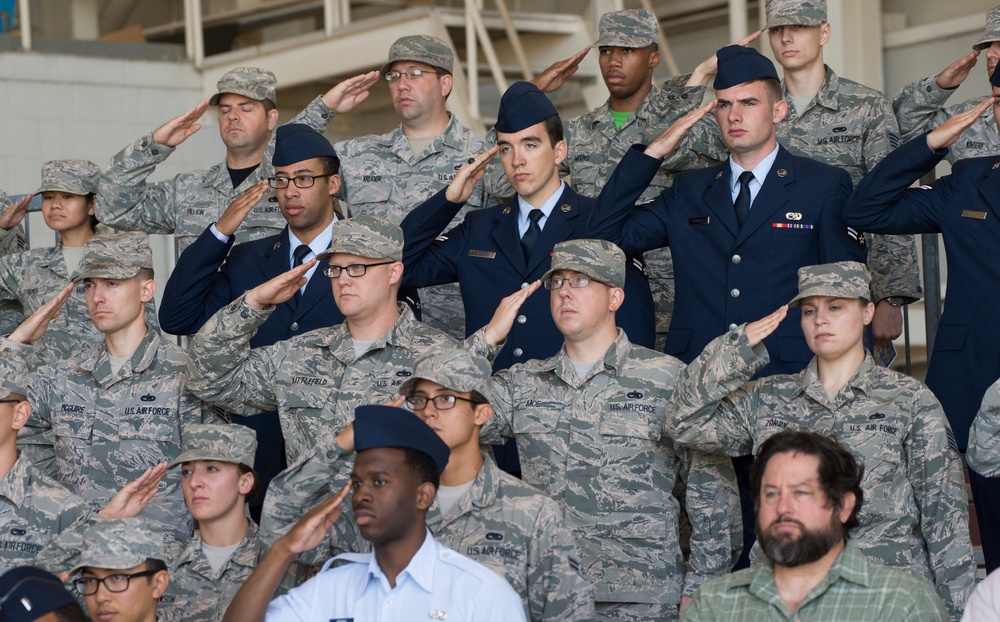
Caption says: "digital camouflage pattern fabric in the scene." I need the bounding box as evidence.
[70,517,165,574]
[209,67,277,106]
[318,213,403,262]
[34,160,100,196]
[75,231,153,281]
[333,113,493,340]
[159,522,263,622]
[380,34,454,75]
[543,239,626,289]
[968,376,1000,477]
[764,0,827,29]
[185,297,492,463]
[96,97,334,256]
[398,344,493,401]
[22,330,221,546]
[590,9,659,49]
[788,260,871,306]
[483,330,742,609]
[893,83,998,164]
[667,328,975,620]
[169,422,257,468]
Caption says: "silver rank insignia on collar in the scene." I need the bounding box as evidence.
[428,610,448,620]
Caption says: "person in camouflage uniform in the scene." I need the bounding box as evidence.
[761,0,921,346]
[333,35,495,341]
[21,232,222,547]
[666,261,974,620]
[185,215,494,465]
[95,66,379,256]
[682,430,949,622]
[0,161,158,371]
[523,9,712,348]
[69,518,171,622]
[0,292,169,578]
[474,239,741,622]
[892,6,1000,162]
[969,376,1000,478]
[259,345,595,621]
[158,424,262,622]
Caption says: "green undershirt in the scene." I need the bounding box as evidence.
[610,109,634,131]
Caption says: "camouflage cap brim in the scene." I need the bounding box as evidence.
[542,239,627,289]
[398,345,493,403]
[764,0,827,29]
[974,7,1000,50]
[788,260,871,306]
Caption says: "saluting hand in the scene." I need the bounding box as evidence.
[99,463,168,519]
[935,50,980,90]
[321,70,381,114]
[483,280,542,345]
[153,99,210,147]
[0,195,30,231]
[644,99,717,159]
[279,484,351,556]
[532,46,590,93]
[446,146,499,204]
[216,181,268,238]
[926,95,996,151]
[245,259,315,309]
[9,284,73,344]
[745,305,788,347]
[687,30,762,86]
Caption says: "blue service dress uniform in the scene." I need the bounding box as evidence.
[845,133,1000,572]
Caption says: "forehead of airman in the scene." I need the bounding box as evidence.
[70,518,165,575]
[74,231,153,282]
[318,214,403,263]
[542,238,626,289]
[788,261,871,307]
[974,6,1000,50]
[380,35,454,76]
[210,66,277,106]
[591,9,659,49]
[399,345,493,403]
[169,424,257,470]
[34,160,100,196]
[765,0,827,29]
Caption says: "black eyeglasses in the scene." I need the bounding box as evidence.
[542,276,606,290]
[322,261,395,278]
[267,174,329,189]
[406,395,480,411]
[73,570,159,595]
[384,69,443,82]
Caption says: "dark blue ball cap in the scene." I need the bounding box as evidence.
[713,45,780,91]
[353,405,450,476]
[0,566,79,622]
[495,81,560,133]
[273,123,338,167]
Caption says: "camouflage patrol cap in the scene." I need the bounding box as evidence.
[70,518,165,575]
[75,231,153,281]
[0,343,29,399]
[764,0,827,29]
[591,9,660,49]
[169,424,257,469]
[399,345,493,403]
[209,67,277,106]
[33,160,100,196]
[542,239,626,288]
[788,261,871,306]
[379,35,454,76]
[318,214,403,262]
[974,7,1000,50]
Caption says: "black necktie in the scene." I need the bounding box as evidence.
[521,209,544,262]
[292,244,311,303]
[733,171,755,228]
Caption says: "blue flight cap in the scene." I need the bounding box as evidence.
[0,567,79,622]
[353,405,450,476]
[495,81,559,133]
[713,45,780,91]
[273,123,339,168]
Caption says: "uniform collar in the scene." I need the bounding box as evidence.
[379,113,464,154]
[361,528,437,597]
[783,64,840,115]
[428,451,501,523]
[591,85,659,130]
[326,304,420,363]
[799,352,877,406]
[549,329,632,387]
[83,329,162,387]
[174,521,260,580]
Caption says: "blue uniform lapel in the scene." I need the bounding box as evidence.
[734,146,794,247]
[492,198,527,272]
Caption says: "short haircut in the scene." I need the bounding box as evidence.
[52,602,88,622]
[318,155,341,176]
[144,558,167,574]
[262,99,277,113]
[748,77,783,103]
[541,115,564,147]
[751,430,864,538]
[468,390,489,405]
[402,446,440,489]
[136,267,155,281]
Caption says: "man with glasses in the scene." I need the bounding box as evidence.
[185,214,489,470]
[260,345,595,620]
[478,239,741,622]
[333,34,498,341]
[70,518,169,622]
